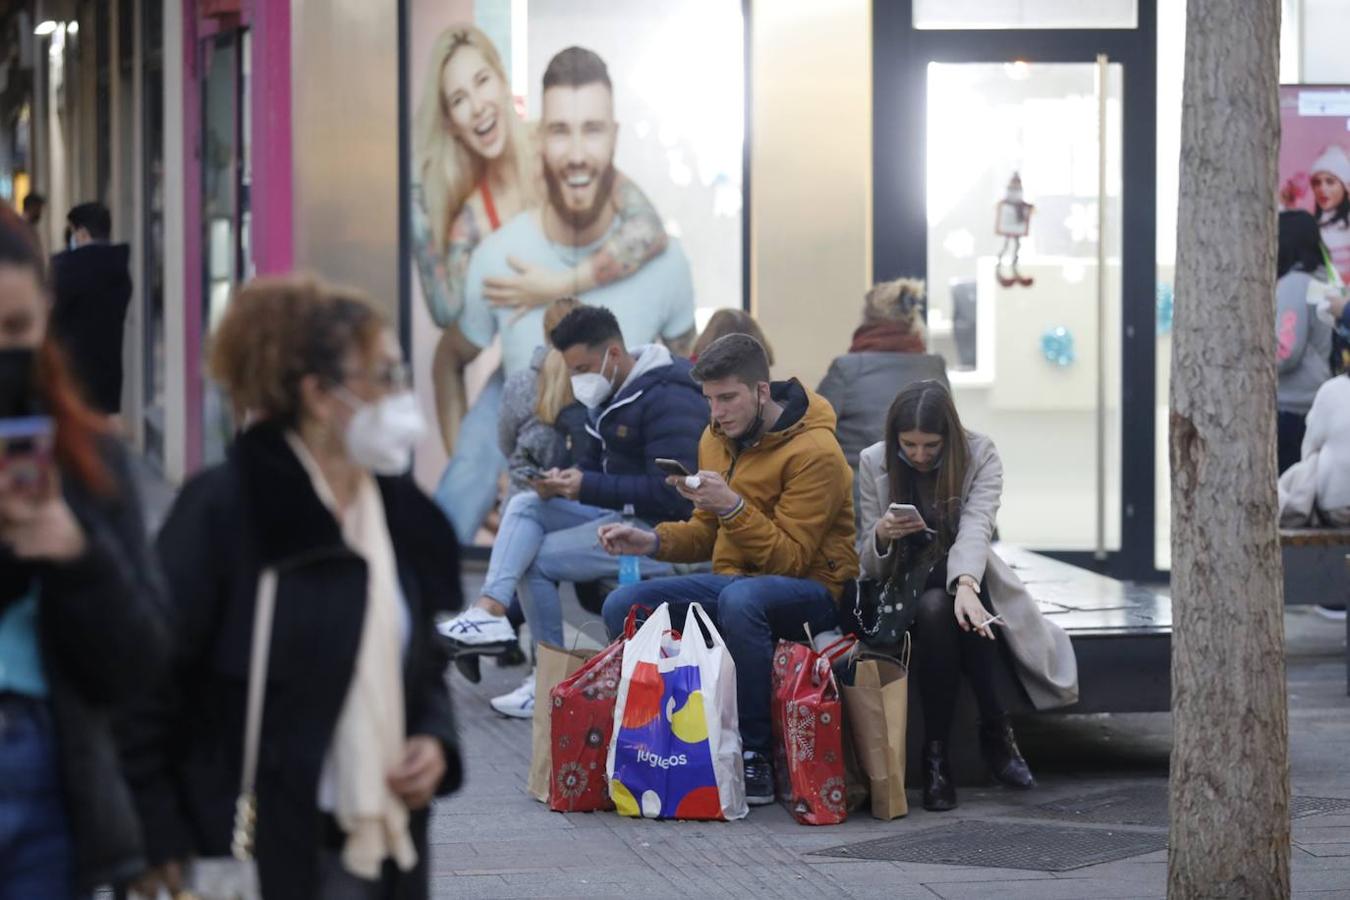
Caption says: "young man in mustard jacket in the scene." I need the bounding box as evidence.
[598,333,859,805]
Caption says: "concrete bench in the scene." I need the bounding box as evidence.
[1280,528,1350,607]
[907,546,1171,785]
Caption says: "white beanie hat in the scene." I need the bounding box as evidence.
[1311,144,1350,186]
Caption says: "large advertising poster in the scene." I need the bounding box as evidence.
[1279,85,1350,285]
[405,0,744,547]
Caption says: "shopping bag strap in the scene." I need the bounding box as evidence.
[570,619,612,652]
[233,567,277,861]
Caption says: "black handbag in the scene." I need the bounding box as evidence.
[852,542,944,652]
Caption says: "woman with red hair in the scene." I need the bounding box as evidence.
[0,203,168,894]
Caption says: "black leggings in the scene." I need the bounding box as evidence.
[914,587,1006,743]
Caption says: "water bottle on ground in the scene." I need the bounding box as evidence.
[618,503,642,586]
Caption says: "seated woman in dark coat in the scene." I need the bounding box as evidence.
[817,278,949,471]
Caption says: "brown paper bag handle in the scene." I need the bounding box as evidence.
[570,620,612,652]
[849,632,911,672]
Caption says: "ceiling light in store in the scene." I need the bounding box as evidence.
[1005,60,1031,81]
[66,22,78,35]
[34,20,58,36]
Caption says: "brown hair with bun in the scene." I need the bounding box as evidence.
[208,275,385,426]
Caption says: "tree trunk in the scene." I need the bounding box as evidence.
[1168,0,1288,897]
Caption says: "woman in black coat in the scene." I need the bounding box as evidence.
[0,205,168,895]
[124,276,463,899]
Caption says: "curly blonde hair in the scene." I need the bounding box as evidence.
[209,275,385,425]
[862,277,927,336]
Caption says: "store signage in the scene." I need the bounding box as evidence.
[1298,90,1350,118]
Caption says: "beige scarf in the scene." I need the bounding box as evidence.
[286,433,417,878]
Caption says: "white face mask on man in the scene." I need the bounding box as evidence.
[570,346,618,411]
[337,389,427,475]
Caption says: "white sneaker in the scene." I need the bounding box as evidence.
[490,672,536,719]
[438,606,517,648]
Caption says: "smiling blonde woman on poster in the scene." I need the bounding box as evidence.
[410,25,670,457]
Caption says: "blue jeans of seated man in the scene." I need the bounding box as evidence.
[434,370,506,547]
[482,492,673,648]
[0,698,74,899]
[601,574,839,755]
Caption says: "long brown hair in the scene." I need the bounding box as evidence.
[535,297,580,425]
[0,204,113,495]
[691,309,775,365]
[883,381,969,550]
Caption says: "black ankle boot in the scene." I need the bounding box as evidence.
[980,717,1036,789]
[922,740,957,811]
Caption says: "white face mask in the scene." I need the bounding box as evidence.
[338,389,426,475]
[570,347,617,411]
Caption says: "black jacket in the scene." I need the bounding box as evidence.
[49,243,133,413]
[0,441,171,891]
[120,424,463,899]
[577,349,707,523]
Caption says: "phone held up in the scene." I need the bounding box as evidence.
[654,458,690,477]
[0,415,55,498]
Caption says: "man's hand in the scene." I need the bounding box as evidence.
[671,471,740,516]
[388,735,448,811]
[534,467,582,501]
[597,522,658,557]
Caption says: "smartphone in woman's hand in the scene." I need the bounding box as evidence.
[888,502,934,533]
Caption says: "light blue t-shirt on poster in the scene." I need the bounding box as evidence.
[459,211,697,377]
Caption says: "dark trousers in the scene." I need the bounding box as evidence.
[602,574,839,754]
[1277,409,1307,475]
[0,695,73,900]
[913,587,1006,743]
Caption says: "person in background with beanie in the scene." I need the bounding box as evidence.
[1310,145,1350,284]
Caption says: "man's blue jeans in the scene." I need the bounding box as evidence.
[434,370,506,546]
[601,574,839,754]
[482,492,672,648]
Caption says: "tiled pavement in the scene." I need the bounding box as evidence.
[426,570,1350,899]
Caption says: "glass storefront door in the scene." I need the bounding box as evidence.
[200,28,252,465]
[925,61,1124,553]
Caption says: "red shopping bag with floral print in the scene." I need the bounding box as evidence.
[548,609,639,813]
[771,637,853,825]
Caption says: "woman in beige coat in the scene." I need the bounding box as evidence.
[857,381,1077,811]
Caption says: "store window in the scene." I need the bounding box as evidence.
[914,0,1137,31]
[926,61,1124,552]
[200,29,252,465]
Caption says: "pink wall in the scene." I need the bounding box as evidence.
[181,0,293,471]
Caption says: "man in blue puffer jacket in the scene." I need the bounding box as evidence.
[440,306,708,717]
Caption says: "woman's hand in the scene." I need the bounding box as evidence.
[953,585,996,640]
[484,256,574,314]
[0,472,86,562]
[388,735,447,811]
[873,509,927,547]
[129,861,184,899]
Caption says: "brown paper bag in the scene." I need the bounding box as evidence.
[527,642,597,802]
[841,654,909,819]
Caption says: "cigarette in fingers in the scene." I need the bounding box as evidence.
[981,614,1005,628]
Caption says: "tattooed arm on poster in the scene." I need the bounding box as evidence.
[485,173,670,314]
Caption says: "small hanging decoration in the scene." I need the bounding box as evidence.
[1040,326,1075,368]
[995,172,1035,288]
